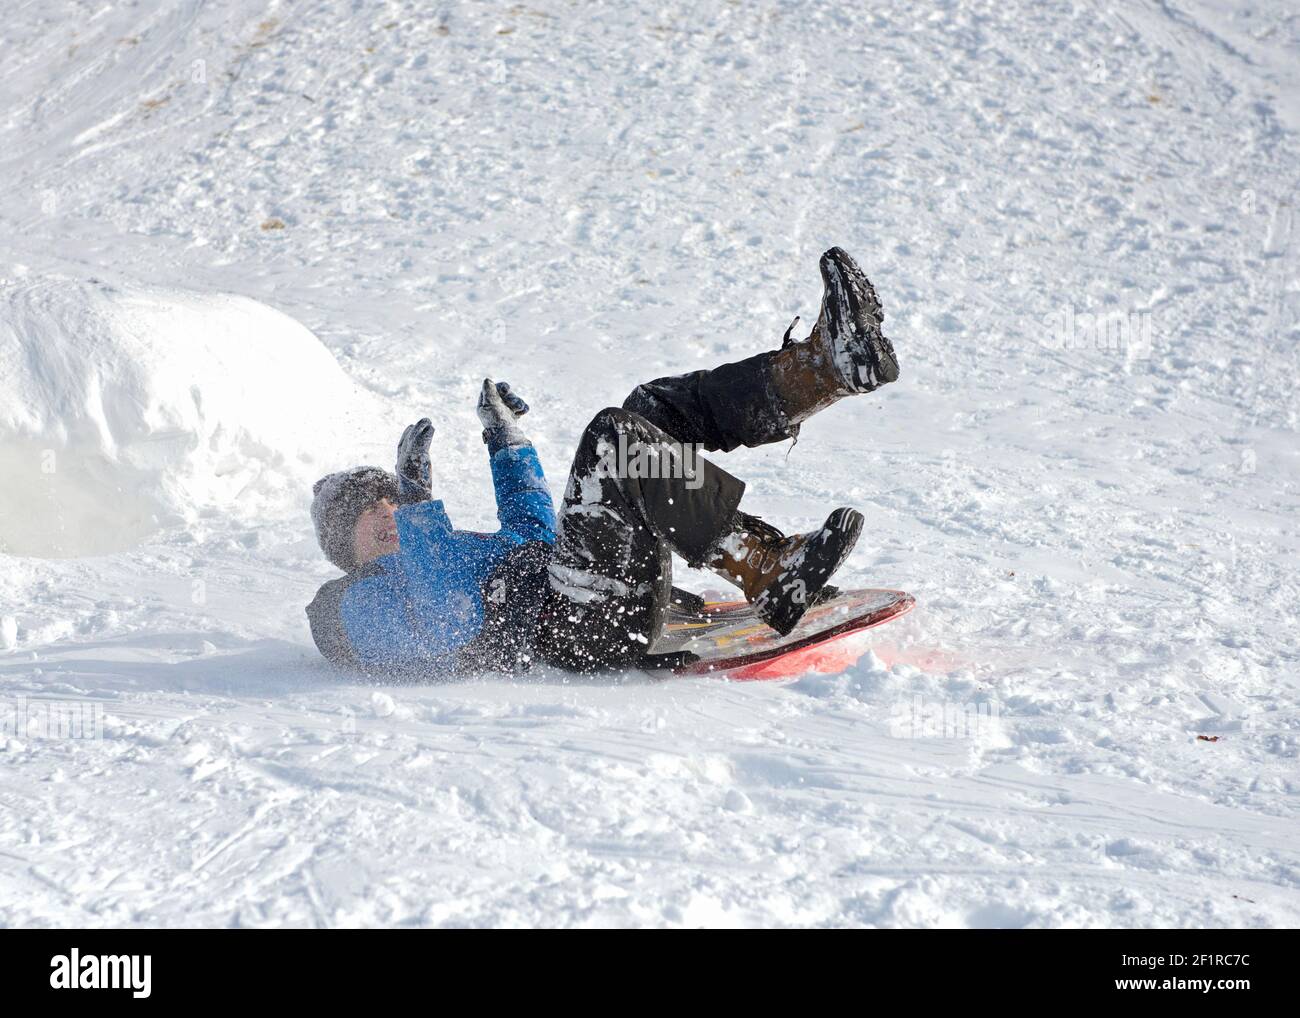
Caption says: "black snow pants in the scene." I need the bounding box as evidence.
[531,349,796,672]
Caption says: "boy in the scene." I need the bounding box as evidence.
[307,248,898,675]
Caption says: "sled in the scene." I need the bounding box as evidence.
[656,587,915,680]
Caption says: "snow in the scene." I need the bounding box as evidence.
[1,0,1298,928]
[0,278,384,557]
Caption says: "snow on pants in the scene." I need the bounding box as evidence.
[620,349,794,453]
[533,351,796,671]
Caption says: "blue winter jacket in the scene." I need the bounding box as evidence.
[306,444,557,675]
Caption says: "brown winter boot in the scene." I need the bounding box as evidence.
[770,247,900,428]
[705,508,864,636]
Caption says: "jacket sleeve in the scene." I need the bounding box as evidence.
[488,443,557,545]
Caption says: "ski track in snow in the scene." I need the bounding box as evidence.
[1,0,1298,927]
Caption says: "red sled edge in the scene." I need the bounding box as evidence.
[670,590,916,680]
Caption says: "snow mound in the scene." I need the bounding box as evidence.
[0,278,381,557]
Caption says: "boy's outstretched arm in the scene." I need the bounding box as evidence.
[478,378,556,544]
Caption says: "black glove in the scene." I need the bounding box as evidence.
[477,379,531,450]
[395,417,434,503]
[495,381,529,417]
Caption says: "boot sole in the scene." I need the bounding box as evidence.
[757,507,865,636]
[819,247,900,392]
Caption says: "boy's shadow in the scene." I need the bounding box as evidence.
[0,633,662,697]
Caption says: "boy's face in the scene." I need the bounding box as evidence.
[352,498,400,567]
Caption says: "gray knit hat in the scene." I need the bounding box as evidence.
[310,467,402,571]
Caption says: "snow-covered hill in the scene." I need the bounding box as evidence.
[0,0,1297,927]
